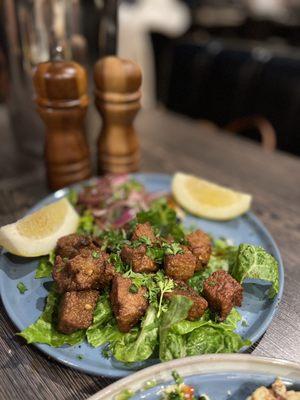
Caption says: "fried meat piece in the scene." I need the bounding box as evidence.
[202,270,243,321]
[164,245,196,281]
[110,275,148,332]
[132,222,156,244]
[57,290,99,334]
[164,282,208,320]
[186,230,212,270]
[53,250,114,293]
[56,233,98,260]
[121,244,157,273]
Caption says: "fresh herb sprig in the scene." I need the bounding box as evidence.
[137,198,186,241]
[98,229,130,252]
[123,269,174,317]
[162,242,183,256]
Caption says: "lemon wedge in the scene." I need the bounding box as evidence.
[172,172,252,221]
[0,198,79,257]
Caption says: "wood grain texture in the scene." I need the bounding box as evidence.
[94,56,142,173]
[0,107,300,400]
[34,60,92,190]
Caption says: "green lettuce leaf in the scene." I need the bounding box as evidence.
[35,251,55,279]
[159,295,192,361]
[86,295,116,347]
[208,239,238,272]
[137,198,186,241]
[89,322,125,348]
[113,306,158,362]
[186,326,250,355]
[231,243,279,298]
[172,308,242,335]
[162,331,186,360]
[19,288,85,346]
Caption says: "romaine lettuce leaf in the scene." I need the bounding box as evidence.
[231,243,279,298]
[208,239,238,272]
[162,331,186,361]
[113,306,158,362]
[35,251,55,279]
[172,308,242,335]
[19,288,85,346]
[159,295,192,361]
[86,295,118,347]
[89,322,125,348]
[186,326,250,355]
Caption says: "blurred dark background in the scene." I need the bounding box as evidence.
[151,0,300,156]
[1,0,300,156]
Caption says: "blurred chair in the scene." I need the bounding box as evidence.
[225,115,277,151]
[163,38,300,155]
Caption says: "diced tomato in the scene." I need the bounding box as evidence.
[182,385,195,399]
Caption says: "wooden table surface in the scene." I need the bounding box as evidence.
[0,107,300,400]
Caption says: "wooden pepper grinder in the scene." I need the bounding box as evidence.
[33,59,92,189]
[94,56,142,173]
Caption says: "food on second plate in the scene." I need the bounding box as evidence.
[172,172,252,220]
[18,176,280,364]
[118,375,300,400]
[160,371,202,400]
[0,198,79,257]
[248,379,300,400]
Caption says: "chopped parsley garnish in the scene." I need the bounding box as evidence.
[172,370,183,385]
[163,242,183,256]
[109,253,126,273]
[123,269,174,317]
[77,354,83,360]
[131,235,152,248]
[102,345,112,359]
[98,229,130,252]
[115,389,134,400]
[143,380,157,390]
[129,284,138,294]
[17,282,28,294]
[137,198,186,241]
[92,251,100,259]
[146,246,165,263]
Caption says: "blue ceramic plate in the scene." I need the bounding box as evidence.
[88,355,300,400]
[0,174,284,377]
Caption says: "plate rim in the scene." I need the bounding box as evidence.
[87,354,300,400]
[0,173,284,377]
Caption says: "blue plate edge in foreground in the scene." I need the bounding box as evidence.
[87,354,300,400]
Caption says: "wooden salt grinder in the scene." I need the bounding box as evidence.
[33,60,92,190]
[94,56,142,173]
